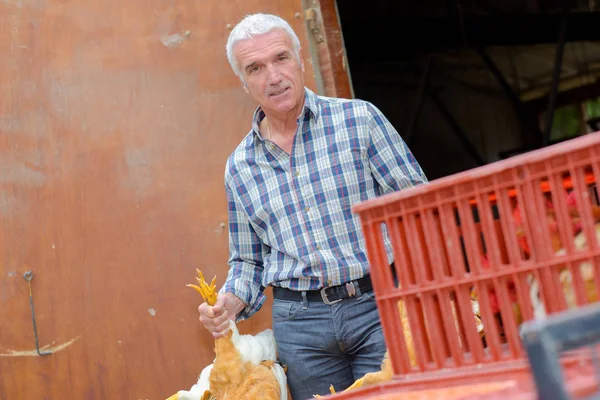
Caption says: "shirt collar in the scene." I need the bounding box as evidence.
[250,86,320,140]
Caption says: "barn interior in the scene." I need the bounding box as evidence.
[334,0,600,179]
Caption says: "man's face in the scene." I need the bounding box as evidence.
[234,29,305,115]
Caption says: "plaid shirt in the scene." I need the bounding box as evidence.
[221,87,428,320]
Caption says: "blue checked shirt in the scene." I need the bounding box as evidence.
[221,87,428,320]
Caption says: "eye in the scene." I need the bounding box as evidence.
[248,65,260,74]
[278,54,289,61]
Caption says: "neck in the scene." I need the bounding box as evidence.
[264,94,305,137]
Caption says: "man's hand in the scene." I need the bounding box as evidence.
[198,292,245,338]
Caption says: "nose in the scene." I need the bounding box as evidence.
[266,64,282,84]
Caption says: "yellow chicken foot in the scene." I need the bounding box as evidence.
[342,378,364,391]
[187,268,218,306]
[200,390,215,400]
[313,384,338,398]
[165,389,214,400]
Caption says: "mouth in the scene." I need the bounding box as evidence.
[269,87,290,97]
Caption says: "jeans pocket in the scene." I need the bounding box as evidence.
[272,300,307,322]
[358,289,377,303]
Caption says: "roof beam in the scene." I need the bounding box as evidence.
[342,12,600,63]
[524,79,600,112]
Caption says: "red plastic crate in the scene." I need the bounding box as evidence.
[317,354,599,400]
[327,133,600,399]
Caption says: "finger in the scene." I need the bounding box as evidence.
[208,319,231,337]
[211,310,229,327]
[212,330,228,339]
[198,303,216,319]
[212,294,227,313]
[203,317,230,334]
[199,310,229,328]
[212,303,223,315]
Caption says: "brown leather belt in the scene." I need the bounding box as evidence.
[272,275,373,305]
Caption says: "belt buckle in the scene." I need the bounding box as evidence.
[320,287,342,305]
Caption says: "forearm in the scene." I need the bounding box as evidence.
[223,292,247,319]
[223,171,269,320]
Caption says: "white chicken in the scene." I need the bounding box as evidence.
[169,363,213,400]
[529,222,600,320]
[166,270,288,400]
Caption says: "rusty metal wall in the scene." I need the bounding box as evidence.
[0,1,318,398]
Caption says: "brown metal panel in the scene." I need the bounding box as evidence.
[0,1,317,398]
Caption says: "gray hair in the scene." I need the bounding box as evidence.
[226,13,302,81]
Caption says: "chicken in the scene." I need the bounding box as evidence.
[314,351,393,399]
[166,270,288,400]
[529,222,600,319]
[317,187,600,397]
[525,188,600,319]
[513,197,557,257]
[474,188,600,329]
[313,301,412,398]
[318,285,489,398]
[319,295,485,397]
[166,364,215,400]
[514,189,600,256]
[470,254,522,341]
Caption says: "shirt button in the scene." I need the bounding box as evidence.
[305,207,310,213]
[295,171,300,176]
[327,280,332,286]
[316,244,321,250]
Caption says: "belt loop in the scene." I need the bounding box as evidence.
[354,281,362,298]
[301,291,308,309]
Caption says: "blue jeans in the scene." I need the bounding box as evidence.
[272,288,387,400]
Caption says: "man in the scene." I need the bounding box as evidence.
[198,12,428,399]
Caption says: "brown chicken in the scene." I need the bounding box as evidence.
[478,188,600,326]
[529,222,600,319]
[318,187,600,397]
[318,288,487,397]
[166,270,287,400]
[313,302,411,398]
[314,351,393,399]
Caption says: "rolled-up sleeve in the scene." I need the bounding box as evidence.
[219,178,268,321]
[365,102,428,193]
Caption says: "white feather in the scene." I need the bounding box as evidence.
[229,320,288,398]
[174,363,213,400]
[173,321,287,399]
[528,224,600,320]
[271,362,288,400]
[229,320,278,364]
[529,277,547,320]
